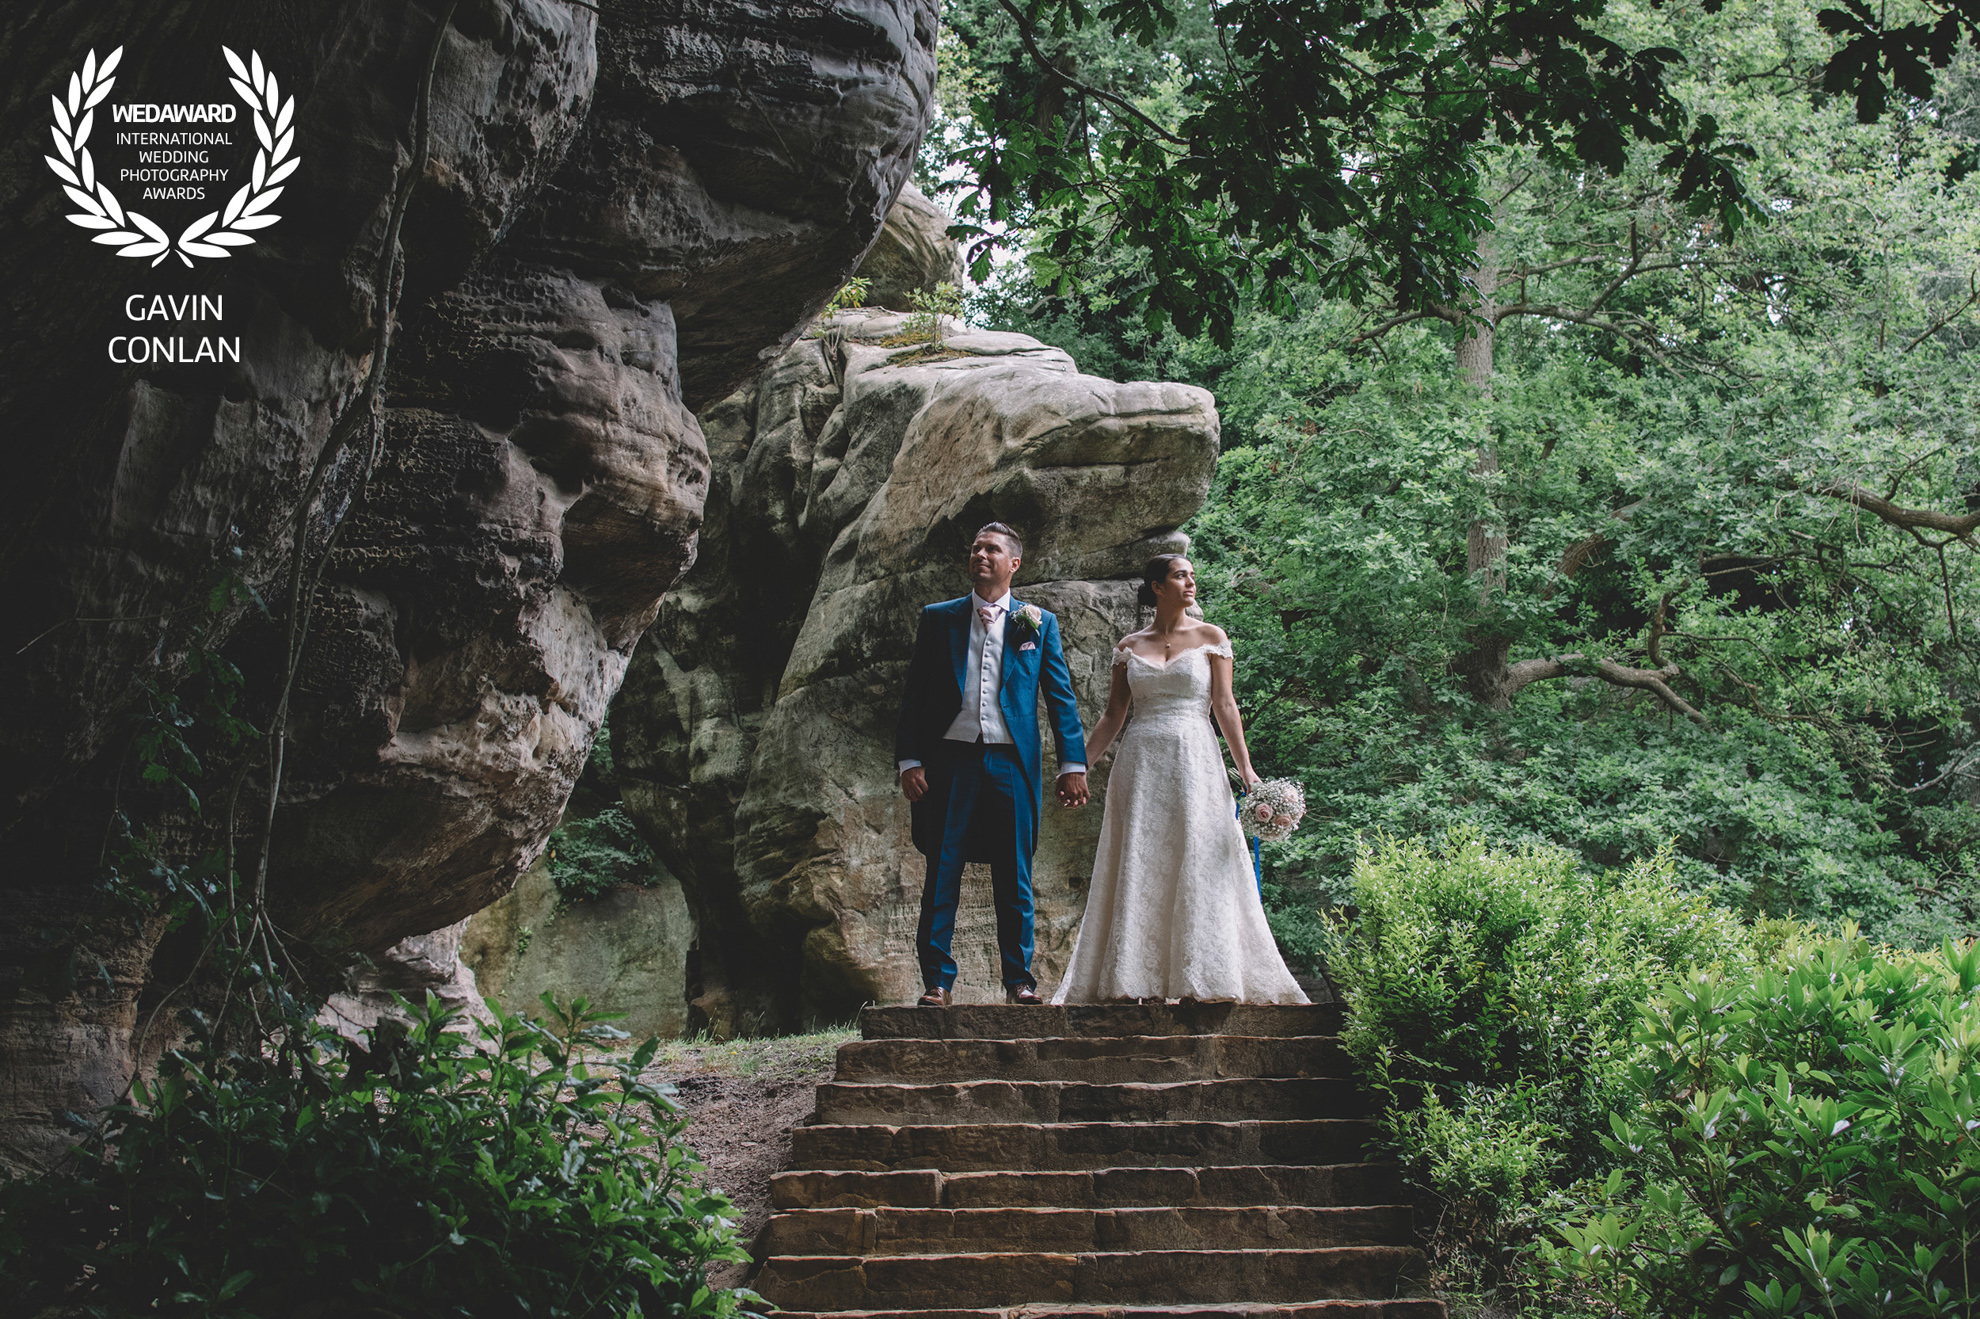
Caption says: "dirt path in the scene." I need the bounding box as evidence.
[640,1029,854,1290]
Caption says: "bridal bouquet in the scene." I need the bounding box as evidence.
[1238,778,1306,843]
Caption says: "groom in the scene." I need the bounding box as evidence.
[895,523,1089,1006]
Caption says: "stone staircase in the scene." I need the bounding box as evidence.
[755,1001,1443,1319]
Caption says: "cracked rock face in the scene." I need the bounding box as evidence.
[614,309,1220,1034]
[0,0,934,1168]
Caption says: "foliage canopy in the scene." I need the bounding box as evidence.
[945,0,1980,346]
[947,0,1760,342]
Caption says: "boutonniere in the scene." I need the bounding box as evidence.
[1011,603,1043,639]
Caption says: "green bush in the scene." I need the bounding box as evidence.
[1323,830,1753,1294]
[548,804,659,906]
[0,995,752,1319]
[1543,930,1980,1318]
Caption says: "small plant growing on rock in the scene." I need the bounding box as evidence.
[822,275,871,316]
[901,280,964,345]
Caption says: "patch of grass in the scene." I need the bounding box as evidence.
[647,1024,861,1082]
[879,342,971,363]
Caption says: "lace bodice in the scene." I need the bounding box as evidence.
[1113,641,1233,729]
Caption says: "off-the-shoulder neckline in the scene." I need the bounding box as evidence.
[1114,640,1233,668]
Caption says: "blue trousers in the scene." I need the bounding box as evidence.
[917,741,1036,991]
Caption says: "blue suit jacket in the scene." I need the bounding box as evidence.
[894,595,1088,859]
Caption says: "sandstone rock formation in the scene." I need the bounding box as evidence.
[319,919,493,1042]
[614,309,1220,1035]
[460,853,695,1042]
[0,0,935,1168]
[852,182,966,311]
[353,184,969,1035]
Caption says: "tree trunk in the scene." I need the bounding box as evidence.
[1455,235,1514,706]
[1455,234,1497,397]
[1461,236,1504,590]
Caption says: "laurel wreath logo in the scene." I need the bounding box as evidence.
[45,45,301,268]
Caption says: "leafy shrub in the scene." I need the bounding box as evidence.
[901,281,964,344]
[1323,829,1752,1294]
[548,804,659,906]
[0,995,752,1319]
[1543,930,1980,1318]
[823,275,871,314]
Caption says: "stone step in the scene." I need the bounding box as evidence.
[788,1120,1376,1172]
[769,1302,1446,1319]
[757,1246,1428,1311]
[861,1003,1343,1041]
[834,1035,1348,1084]
[814,1078,1366,1126]
[764,1204,1415,1256]
[772,1164,1405,1211]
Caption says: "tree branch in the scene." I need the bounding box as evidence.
[1543,501,1641,597]
[1501,254,1616,279]
[994,0,1187,146]
[1503,653,1710,725]
[1348,255,1697,352]
[1902,273,1980,355]
[1902,749,1980,793]
[1809,481,1980,542]
[1346,308,1448,346]
[1491,302,1670,363]
[1584,236,1645,313]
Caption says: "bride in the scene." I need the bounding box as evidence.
[1050,555,1309,1005]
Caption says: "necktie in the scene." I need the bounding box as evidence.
[979,605,998,627]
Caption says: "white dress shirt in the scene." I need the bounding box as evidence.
[898,591,1084,777]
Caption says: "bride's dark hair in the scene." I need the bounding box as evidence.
[1137,554,1188,607]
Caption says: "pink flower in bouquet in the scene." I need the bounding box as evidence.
[1239,778,1306,843]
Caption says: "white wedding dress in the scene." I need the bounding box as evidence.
[1050,641,1310,1004]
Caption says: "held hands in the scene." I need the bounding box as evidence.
[1056,771,1089,808]
[901,766,1088,806]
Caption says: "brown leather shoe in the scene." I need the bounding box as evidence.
[1006,985,1044,1005]
[917,986,952,1007]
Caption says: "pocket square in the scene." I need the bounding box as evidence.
[1019,641,1037,651]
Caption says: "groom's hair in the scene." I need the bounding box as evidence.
[977,522,1024,558]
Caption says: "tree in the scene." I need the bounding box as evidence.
[979,0,1980,946]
